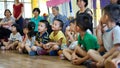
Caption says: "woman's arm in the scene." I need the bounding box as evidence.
[17,3,24,20]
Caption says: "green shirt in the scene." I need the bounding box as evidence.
[31,16,44,31]
[78,32,99,51]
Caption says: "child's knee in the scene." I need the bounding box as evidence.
[52,45,59,50]
[31,46,37,51]
[87,49,96,55]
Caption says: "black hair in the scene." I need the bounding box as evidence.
[76,13,93,31]
[39,20,52,34]
[4,9,12,16]
[103,4,120,23]
[12,24,20,32]
[27,31,35,38]
[32,8,40,14]
[54,19,64,29]
[52,6,59,11]
[28,21,35,32]
[70,19,76,24]
[117,0,120,4]
[77,0,88,7]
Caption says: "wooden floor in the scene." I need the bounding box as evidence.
[0,50,86,68]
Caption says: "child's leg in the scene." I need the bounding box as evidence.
[63,48,73,61]
[51,44,60,50]
[104,51,120,68]
[75,46,87,57]
[88,49,104,62]
[9,41,19,49]
[25,45,37,56]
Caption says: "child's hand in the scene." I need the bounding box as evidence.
[71,52,78,60]
[35,41,39,46]
[43,44,50,50]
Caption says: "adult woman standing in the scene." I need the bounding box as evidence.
[76,0,93,33]
[13,0,24,30]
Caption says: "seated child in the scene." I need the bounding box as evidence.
[87,4,120,68]
[63,19,78,60]
[71,13,99,65]
[17,24,29,53]
[2,24,22,50]
[30,20,50,55]
[43,19,67,56]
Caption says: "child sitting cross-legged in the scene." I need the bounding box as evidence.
[29,20,51,56]
[2,24,22,50]
[71,13,99,65]
[43,19,67,56]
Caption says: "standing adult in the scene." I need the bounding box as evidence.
[30,8,44,33]
[13,0,24,30]
[76,0,93,33]
[0,9,15,40]
[52,6,69,33]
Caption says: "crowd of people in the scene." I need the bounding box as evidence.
[0,0,120,68]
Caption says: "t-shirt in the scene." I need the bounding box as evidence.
[35,31,49,44]
[26,36,35,47]
[13,3,23,18]
[78,32,99,51]
[103,26,120,51]
[1,16,15,29]
[9,32,22,42]
[31,16,44,31]
[49,31,66,44]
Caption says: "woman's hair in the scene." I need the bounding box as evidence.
[32,8,40,14]
[4,9,12,16]
[103,4,120,23]
[54,19,64,29]
[52,6,59,11]
[40,20,52,34]
[76,13,93,31]
[77,0,88,7]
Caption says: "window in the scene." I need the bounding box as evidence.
[0,0,32,18]
[0,2,5,18]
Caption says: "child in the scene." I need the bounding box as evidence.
[71,13,99,65]
[43,19,67,56]
[63,19,78,60]
[2,24,22,50]
[30,20,50,55]
[87,4,120,68]
[76,0,93,33]
[104,47,120,68]
[17,24,29,53]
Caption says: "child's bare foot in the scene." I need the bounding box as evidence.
[72,57,83,65]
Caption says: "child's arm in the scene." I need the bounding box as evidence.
[103,44,120,59]
[34,41,43,47]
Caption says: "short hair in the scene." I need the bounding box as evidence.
[4,9,12,16]
[54,19,64,28]
[70,19,76,24]
[32,8,40,14]
[103,4,120,23]
[40,20,52,34]
[28,22,35,31]
[77,0,88,7]
[76,13,92,31]
[12,24,20,32]
[52,6,59,11]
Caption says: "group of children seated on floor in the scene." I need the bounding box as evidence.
[0,4,120,68]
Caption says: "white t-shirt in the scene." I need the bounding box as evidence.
[26,36,35,47]
[9,32,22,42]
[103,26,120,51]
